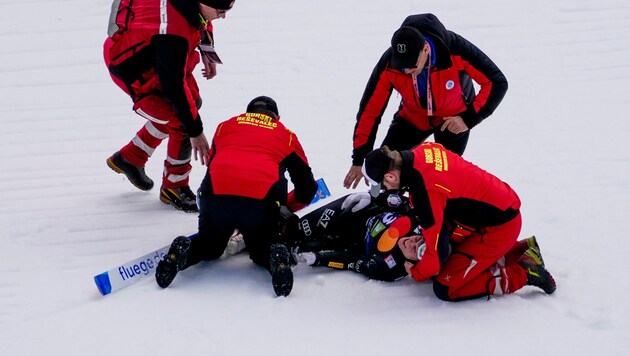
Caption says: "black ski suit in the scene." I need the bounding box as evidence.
[284,191,417,281]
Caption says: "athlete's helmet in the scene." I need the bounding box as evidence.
[364,212,414,280]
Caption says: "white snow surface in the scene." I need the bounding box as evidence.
[1,0,629,354]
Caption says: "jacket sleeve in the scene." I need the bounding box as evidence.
[352,50,395,166]
[402,160,447,282]
[284,134,317,211]
[312,250,357,269]
[354,256,407,282]
[311,251,403,282]
[152,34,203,137]
[446,31,508,128]
[409,187,446,282]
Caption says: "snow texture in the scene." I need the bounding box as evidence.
[1,0,629,354]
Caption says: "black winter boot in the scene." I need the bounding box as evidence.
[107,151,154,191]
[160,186,199,213]
[156,236,191,288]
[269,244,293,297]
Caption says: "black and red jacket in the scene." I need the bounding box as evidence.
[352,14,508,165]
[401,142,520,282]
[105,0,205,137]
[202,112,317,211]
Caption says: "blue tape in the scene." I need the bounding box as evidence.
[94,272,112,296]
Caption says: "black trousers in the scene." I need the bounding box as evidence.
[381,115,469,156]
[184,191,281,270]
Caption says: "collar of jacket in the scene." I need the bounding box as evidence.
[399,149,436,230]
[399,150,415,190]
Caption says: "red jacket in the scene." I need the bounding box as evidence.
[204,112,317,211]
[402,143,520,282]
[352,14,508,165]
[105,0,204,137]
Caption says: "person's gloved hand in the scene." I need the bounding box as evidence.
[279,205,299,237]
[298,252,317,266]
[226,230,246,255]
[291,246,317,266]
[341,192,372,213]
[417,242,427,261]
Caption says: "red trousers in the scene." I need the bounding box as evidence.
[104,38,200,189]
[434,214,529,301]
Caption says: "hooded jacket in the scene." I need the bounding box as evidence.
[352,14,508,165]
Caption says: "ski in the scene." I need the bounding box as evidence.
[94,178,331,296]
[94,245,170,296]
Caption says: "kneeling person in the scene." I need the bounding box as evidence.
[361,143,557,301]
[155,96,318,297]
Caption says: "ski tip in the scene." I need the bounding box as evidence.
[94,272,112,296]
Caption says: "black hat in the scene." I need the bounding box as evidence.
[246,96,279,118]
[390,26,425,68]
[362,148,392,187]
[199,0,235,10]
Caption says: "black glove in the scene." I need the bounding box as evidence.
[352,258,378,274]
[279,205,299,239]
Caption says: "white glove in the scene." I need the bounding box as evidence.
[341,192,372,213]
[298,252,317,266]
[292,246,317,265]
[416,243,427,261]
[226,230,246,255]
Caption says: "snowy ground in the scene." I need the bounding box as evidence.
[1,0,629,354]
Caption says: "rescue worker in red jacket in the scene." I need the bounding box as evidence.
[345,13,508,189]
[104,0,235,212]
[361,143,556,301]
[155,96,318,297]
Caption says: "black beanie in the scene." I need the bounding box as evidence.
[199,0,235,10]
[390,26,426,68]
[362,148,392,187]
[246,96,279,118]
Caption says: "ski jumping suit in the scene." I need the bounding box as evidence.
[104,0,205,189]
[352,13,508,165]
[285,191,450,282]
[286,192,438,281]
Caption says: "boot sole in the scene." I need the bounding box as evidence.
[155,259,179,288]
[271,266,293,297]
[270,244,293,297]
[156,237,191,288]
